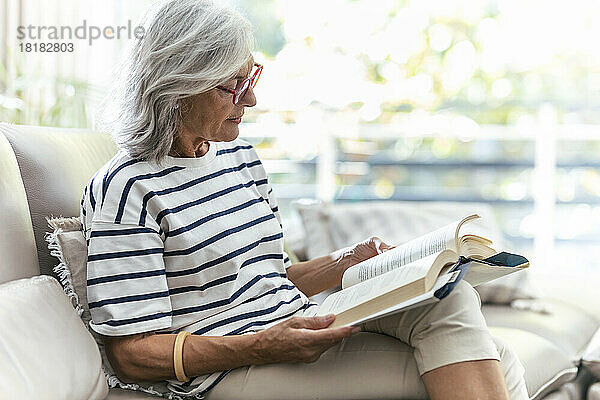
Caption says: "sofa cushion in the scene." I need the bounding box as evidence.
[0,275,108,399]
[0,123,118,278]
[542,390,572,400]
[540,367,596,400]
[483,299,599,363]
[489,327,578,400]
[588,382,600,400]
[0,129,38,284]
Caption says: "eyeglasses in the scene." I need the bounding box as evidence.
[216,63,263,105]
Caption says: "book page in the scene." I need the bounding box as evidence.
[324,254,440,315]
[390,224,456,264]
[342,271,457,326]
[341,222,459,288]
[341,215,481,288]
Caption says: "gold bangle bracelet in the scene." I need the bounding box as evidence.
[174,331,191,382]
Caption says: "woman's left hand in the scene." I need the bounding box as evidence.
[333,236,395,272]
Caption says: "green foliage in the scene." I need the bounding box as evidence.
[0,56,92,128]
[235,0,285,58]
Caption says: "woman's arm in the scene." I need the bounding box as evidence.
[104,315,358,383]
[104,331,262,383]
[286,237,393,297]
[285,253,347,298]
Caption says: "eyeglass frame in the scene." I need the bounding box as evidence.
[216,63,263,105]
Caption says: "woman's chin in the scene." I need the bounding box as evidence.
[221,125,240,141]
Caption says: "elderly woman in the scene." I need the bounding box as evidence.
[81,1,528,399]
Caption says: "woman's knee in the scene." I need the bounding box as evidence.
[363,280,485,345]
[413,280,489,341]
[411,280,487,342]
[437,280,482,314]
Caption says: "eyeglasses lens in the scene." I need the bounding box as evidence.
[234,79,251,105]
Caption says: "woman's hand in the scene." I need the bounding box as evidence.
[333,236,395,273]
[286,236,395,299]
[253,315,359,364]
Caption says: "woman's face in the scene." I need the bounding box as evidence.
[178,60,257,147]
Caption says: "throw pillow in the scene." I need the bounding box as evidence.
[293,199,337,259]
[0,275,108,399]
[45,216,185,400]
[475,272,538,305]
[47,216,90,324]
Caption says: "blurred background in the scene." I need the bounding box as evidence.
[2,0,600,271]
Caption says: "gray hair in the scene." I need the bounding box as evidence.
[98,0,255,162]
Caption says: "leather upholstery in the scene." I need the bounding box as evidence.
[0,128,38,284]
[0,275,108,399]
[589,382,600,400]
[489,327,578,400]
[0,123,118,277]
[483,298,599,362]
[540,368,596,400]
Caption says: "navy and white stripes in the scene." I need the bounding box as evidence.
[81,139,311,342]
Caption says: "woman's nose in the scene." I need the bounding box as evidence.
[240,85,257,108]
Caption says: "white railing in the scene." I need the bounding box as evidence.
[240,122,600,271]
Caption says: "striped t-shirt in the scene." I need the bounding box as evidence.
[81,139,315,388]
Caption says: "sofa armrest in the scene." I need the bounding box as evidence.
[0,275,108,399]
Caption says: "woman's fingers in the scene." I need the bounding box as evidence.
[307,324,360,346]
[381,243,395,252]
[286,315,336,329]
[258,316,360,364]
[285,316,357,343]
[369,236,393,254]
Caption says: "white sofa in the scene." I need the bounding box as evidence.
[0,122,599,399]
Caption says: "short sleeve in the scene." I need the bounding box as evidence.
[85,221,172,336]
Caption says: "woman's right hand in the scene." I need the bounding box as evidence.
[253,314,359,364]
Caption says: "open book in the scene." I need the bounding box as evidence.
[314,214,529,328]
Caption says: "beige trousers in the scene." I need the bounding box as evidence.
[205,281,529,400]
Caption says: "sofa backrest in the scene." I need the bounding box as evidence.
[0,123,118,278]
[0,130,38,284]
